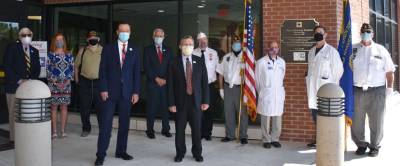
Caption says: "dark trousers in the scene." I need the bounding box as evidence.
[96,98,131,158]
[79,76,101,132]
[175,94,202,158]
[201,82,217,137]
[146,83,170,133]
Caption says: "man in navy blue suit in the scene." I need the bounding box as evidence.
[3,27,40,144]
[168,35,209,162]
[95,23,140,166]
[143,28,173,139]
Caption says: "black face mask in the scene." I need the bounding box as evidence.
[88,39,99,46]
[314,33,324,42]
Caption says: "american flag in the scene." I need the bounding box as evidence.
[242,0,257,121]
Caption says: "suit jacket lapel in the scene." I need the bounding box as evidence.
[113,42,122,68]
[177,55,185,81]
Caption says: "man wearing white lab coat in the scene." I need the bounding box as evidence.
[255,41,286,149]
[306,25,343,147]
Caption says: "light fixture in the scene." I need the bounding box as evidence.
[27,16,42,20]
[197,5,205,8]
[157,9,165,13]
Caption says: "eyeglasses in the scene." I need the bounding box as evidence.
[21,34,32,37]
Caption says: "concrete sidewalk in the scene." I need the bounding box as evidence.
[0,109,399,166]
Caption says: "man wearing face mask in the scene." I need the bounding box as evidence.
[95,23,140,166]
[351,23,395,157]
[255,41,286,149]
[3,27,40,144]
[306,25,343,148]
[216,36,249,145]
[74,31,103,137]
[143,28,173,139]
[193,32,219,141]
[167,35,209,162]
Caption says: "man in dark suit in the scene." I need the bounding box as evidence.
[95,23,140,166]
[143,28,173,139]
[167,35,209,163]
[3,27,40,143]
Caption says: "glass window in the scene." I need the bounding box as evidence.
[376,0,384,15]
[384,0,390,17]
[113,1,179,54]
[370,0,375,10]
[55,5,108,55]
[370,14,377,32]
[26,5,43,41]
[376,17,385,44]
[391,0,397,21]
[392,24,398,56]
[385,20,391,50]
[182,0,261,59]
[113,1,179,116]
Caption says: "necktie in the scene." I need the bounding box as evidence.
[157,46,163,64]
[201,50,206,62]
[121,43,126,67]
[24,46,30,75]
[185,58,193,95]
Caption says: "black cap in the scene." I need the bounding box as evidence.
[361,23,373,33]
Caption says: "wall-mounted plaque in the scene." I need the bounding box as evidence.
[281,19,319,63]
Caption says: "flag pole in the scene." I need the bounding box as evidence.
[236,66,244,143]
[236,0,248,143]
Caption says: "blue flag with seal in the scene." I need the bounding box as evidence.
[338,0,354,125]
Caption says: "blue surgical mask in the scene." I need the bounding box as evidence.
[55,41,64,48]
[154,37,164,45]
[232,42,241,52]
[361,33,372,42]
[118,32,130,42]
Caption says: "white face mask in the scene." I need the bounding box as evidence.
[154,37,164,45]
[21,37,32,45]
[181,45,194,56]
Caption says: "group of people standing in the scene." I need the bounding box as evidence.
[305,24,395,158]
[2,21,394,166]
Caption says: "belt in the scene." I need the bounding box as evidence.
[224,82,241,87]
[80,75,99,81]
[354,86,385,90]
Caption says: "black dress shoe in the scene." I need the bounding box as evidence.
[203,135,212,141]
[271,142,282,148]
[194,156,204,162]
[355,147,368,155]
[263,142,271,149]
[307,141,316,148]
[146,131,155,139]
[174,156,183,162]
[161,131,172,138]
[368,148,379,157]
[240,138,248,145]
[115,153,133,160]
[94,157,104,166]
[221,137,234,142]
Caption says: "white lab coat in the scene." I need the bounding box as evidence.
[255,55,286,116]
[306,43,344,109]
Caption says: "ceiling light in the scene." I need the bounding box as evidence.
[157,9,165,13]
